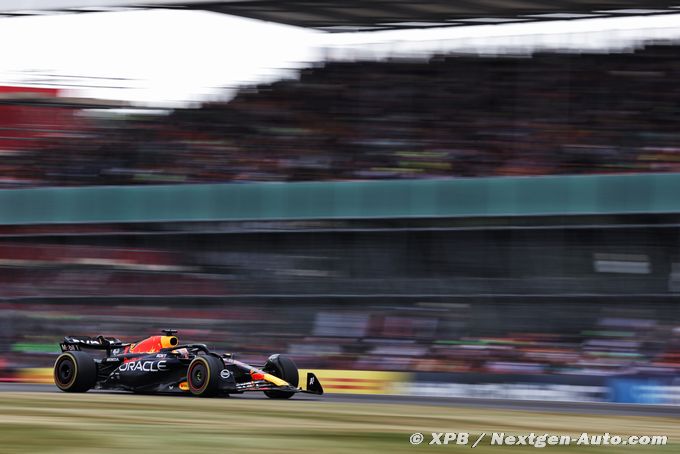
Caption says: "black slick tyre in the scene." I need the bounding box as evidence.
[53,351,97,392]
[263,354,299,399]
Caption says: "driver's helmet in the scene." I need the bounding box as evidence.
[172,347,190,359]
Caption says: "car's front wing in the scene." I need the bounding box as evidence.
[223,358,323,395]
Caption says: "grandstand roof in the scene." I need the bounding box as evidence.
[2,0,680,31]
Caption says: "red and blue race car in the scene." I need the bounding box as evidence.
[54,329,323,398]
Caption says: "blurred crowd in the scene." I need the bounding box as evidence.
[0,226,679,380]
[3,44,680,186]
[1,301,679,379]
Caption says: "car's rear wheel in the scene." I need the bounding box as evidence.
[263,354,298,399]
[53,351,97,392]
[187,355,223,397]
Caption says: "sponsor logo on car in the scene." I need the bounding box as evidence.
[68,338,101,345]
[118,360,168,372]
[220,369,232,379]
[60,343,79,351]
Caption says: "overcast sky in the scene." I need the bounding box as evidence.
[0,10,322,106]
[1,9,680,106]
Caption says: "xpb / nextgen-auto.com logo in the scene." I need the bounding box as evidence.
[409,432,668,448]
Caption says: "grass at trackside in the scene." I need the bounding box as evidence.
[0,393,678,453]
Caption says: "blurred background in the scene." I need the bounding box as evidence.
[1,0,680,405]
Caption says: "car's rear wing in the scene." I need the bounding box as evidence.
[60,336,129,355]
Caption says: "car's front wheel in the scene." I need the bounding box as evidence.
[263,354,299,399]
[53,351,97,392]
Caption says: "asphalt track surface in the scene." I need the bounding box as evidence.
[1,383,678,417]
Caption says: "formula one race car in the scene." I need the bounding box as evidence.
[53,330,323,398]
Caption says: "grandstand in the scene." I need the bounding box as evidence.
[3,44,680,187]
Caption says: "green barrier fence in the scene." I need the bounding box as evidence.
[0,173,679,225]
